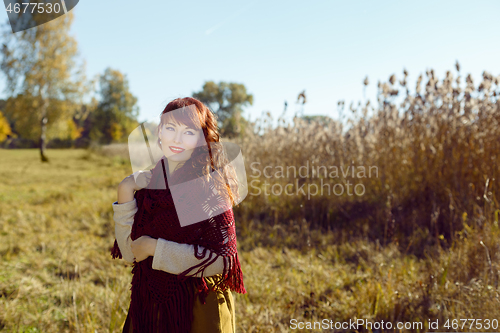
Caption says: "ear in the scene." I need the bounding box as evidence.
[157,125,163,146]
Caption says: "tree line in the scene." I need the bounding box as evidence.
[0,12,254,162]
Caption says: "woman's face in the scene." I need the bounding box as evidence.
[159,121,203,163]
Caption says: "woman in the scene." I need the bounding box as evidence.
[111,97,246,333]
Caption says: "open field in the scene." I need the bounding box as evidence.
[0,149,499,332]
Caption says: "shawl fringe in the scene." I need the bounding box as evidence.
[111,239,122,259]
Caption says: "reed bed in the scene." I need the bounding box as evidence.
[237,64,500,257]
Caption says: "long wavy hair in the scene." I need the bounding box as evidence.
[156,97,240,206]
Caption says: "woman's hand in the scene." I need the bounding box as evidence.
[120,171,152,191]
[130,235,158,262]
[117,171,152,203]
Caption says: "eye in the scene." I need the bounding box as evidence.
[185,130,195,135]
[165,126,175,131]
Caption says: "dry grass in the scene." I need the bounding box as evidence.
[0,149,499,333]
[0,150,500,332]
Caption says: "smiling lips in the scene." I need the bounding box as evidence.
[169,146,185,153]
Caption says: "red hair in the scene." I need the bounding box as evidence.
[157,97,219,148]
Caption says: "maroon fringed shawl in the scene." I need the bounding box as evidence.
[111,157,246,332]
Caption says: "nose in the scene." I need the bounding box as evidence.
[173,130,182,144]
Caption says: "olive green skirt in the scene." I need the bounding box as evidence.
[122,275,236,333]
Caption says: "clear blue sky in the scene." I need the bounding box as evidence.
[1,0,499,124]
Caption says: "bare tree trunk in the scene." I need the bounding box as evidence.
[40,97,49,162]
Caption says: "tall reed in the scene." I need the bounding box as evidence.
[235,63,500,258]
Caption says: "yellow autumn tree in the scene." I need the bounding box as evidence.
[0,110,13,142]
[0,12,88,161]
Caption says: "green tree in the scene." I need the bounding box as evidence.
[193,81,253,137]
[0,12,87,161]
[89,67,139,144]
